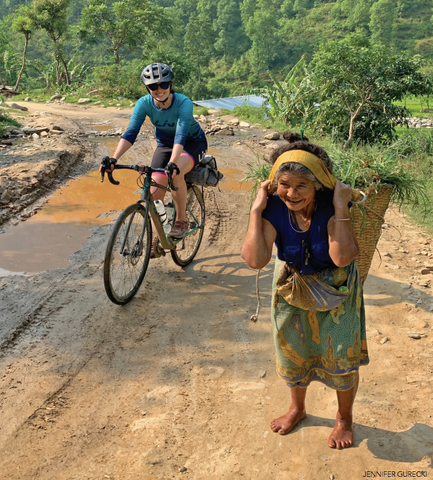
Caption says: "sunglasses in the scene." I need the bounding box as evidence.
[147,82,170,91]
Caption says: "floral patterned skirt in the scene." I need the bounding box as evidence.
[271,259,369,391]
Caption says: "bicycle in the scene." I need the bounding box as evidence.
[100,156,205,305]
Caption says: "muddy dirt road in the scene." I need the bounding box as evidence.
[0,102,432,480]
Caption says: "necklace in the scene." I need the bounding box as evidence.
[288,210,310,233]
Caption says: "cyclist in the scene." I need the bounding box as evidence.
[102,62,208,242]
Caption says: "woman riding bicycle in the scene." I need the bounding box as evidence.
[103,62,208,240]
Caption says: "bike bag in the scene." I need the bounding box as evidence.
[185,155,224,187]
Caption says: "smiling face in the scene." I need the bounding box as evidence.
[148,83,171,104]
[276,172,317,213]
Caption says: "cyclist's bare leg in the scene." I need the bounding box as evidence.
[171,154,194,222]
[150,173,168,202]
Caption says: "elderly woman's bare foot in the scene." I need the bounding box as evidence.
[328,414,354,449]
[270,407,307,435]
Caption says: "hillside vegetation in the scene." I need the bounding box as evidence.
[0,0,433,100]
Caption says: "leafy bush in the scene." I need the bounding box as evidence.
[0,111,20,138]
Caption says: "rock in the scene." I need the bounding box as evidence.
[380,337,389,344]
[408,333,425,339]
[264,132,280,140]
[387,264,400,270]
[78,98,91,104]
[50,94,62,101]
[239,121,250,128]
[51,129,64,135]
[117,96,126,100]
[31,133,39,140]
[208,109,222,114]
[10,103,28,111]
[419,269,431,275]
[0,140,13,146]
[258,370,267,378]
[259,140,270,146]
[1,191,12,202]
[40,131,48,138]
[215,128,234,136]
[24,97,32,101]
[228,118,240,126]
[52,125,64,131]
[415,321,429,329]
[60,96,66,102]
[22,126,49,135]
[179,466,187,473]
[406,374,433,384]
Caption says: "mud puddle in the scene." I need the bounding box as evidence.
[0,169,140,273]
[220,167,254,191]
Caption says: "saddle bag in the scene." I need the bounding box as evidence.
[185,155,224,187]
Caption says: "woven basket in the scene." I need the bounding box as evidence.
[352,186,393,284]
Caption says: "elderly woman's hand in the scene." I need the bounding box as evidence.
[333,180,353,210]
[251,180,271,214]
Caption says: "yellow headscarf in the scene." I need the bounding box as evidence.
[268,150,362,202]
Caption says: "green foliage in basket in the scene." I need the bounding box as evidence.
[243,136,430,215]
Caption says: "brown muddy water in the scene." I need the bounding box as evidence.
[0,142,253,275]
[0,168,140,274]
[219,167,254,191]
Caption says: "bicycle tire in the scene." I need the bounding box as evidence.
[104,203,152,305]
[170,186,205,267]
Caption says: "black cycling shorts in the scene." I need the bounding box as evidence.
[151,137,208,174]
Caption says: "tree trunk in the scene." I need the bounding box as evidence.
[60,55,70,85]
[14,34,29,92]
[343,102,365,150]
[0,69,5,88]
[114,49,120,79]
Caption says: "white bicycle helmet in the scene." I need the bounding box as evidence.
[141,63,173,85]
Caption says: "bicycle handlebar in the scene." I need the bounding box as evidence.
[100,156,178,191]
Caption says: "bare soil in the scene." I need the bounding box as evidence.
[0,102,432,480]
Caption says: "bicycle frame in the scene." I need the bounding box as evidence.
[101,161,201,252]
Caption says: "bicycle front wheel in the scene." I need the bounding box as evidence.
[171,186,205,267]
[104,203,152,305]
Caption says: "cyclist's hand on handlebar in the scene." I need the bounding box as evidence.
[99,156,117,173]
[165,161,180,178]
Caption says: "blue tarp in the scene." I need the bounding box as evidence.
[193,95,267,111]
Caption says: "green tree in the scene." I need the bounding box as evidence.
[241,0,281,71]
[312,36,432,146]
[80,0,166,72]
[369,0,396,45]
[28,0,71,86]
[184,14,215,99]
[11,5,34,91]
[213,0,248,59]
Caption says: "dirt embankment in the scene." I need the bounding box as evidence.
[0,102,432,480]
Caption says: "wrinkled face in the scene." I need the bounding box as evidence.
[276,173,316,212]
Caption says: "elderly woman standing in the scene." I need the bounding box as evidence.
[242,132,369,449]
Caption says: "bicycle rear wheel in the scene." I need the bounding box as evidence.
[171,186,205,267]
[104,203,151,305]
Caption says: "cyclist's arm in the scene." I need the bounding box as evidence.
[112,138,133,161]
[169,143,184,166]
